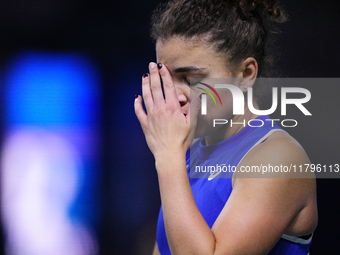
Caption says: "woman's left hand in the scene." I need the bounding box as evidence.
[134,62,200,161]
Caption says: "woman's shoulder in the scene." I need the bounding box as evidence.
[234,129,316,213]
[232,130,318,237]
[244,130,310,170]
[234,129,314,181]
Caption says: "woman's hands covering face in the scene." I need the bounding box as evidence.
[134,62,201,159]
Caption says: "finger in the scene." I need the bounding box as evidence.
[149,62,165,105]
[142,73,153,111]
[134,95,148,128]
[158,63,180,107]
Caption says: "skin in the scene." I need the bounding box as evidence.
[134,36,318,255]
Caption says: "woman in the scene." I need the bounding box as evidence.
[134,0,318,254]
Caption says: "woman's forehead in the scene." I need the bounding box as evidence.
[156,37,225,70]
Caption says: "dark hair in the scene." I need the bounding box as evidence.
[151,0,287,100]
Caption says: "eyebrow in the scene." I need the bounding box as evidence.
[173,66,206,73]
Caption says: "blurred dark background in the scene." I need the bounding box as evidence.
[0,0,339,254]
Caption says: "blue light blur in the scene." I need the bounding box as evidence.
[2,51,101,255]
[4,51,100,125]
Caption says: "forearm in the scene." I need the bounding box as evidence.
[156,151,216,255]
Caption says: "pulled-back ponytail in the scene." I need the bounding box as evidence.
[238,0,285,20]
[151,0,287,100]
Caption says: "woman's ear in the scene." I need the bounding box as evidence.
[239,57,258,92]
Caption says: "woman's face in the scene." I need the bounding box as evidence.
[156,36,243,139]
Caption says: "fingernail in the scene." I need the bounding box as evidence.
[143,73,149,78]
[157,63,162,70]
[149,62,156,69]
[135,95,139,99]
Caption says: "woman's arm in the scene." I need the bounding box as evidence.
[135,62,215,254]
[156,152,216,254]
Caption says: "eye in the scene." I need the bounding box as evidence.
[184,78,190,85]
[184,78,199,86]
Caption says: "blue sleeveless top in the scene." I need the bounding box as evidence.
[156,116,312,254]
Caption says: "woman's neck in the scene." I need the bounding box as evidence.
[204,104,260,146]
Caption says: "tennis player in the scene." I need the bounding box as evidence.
[135,0,318,254]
